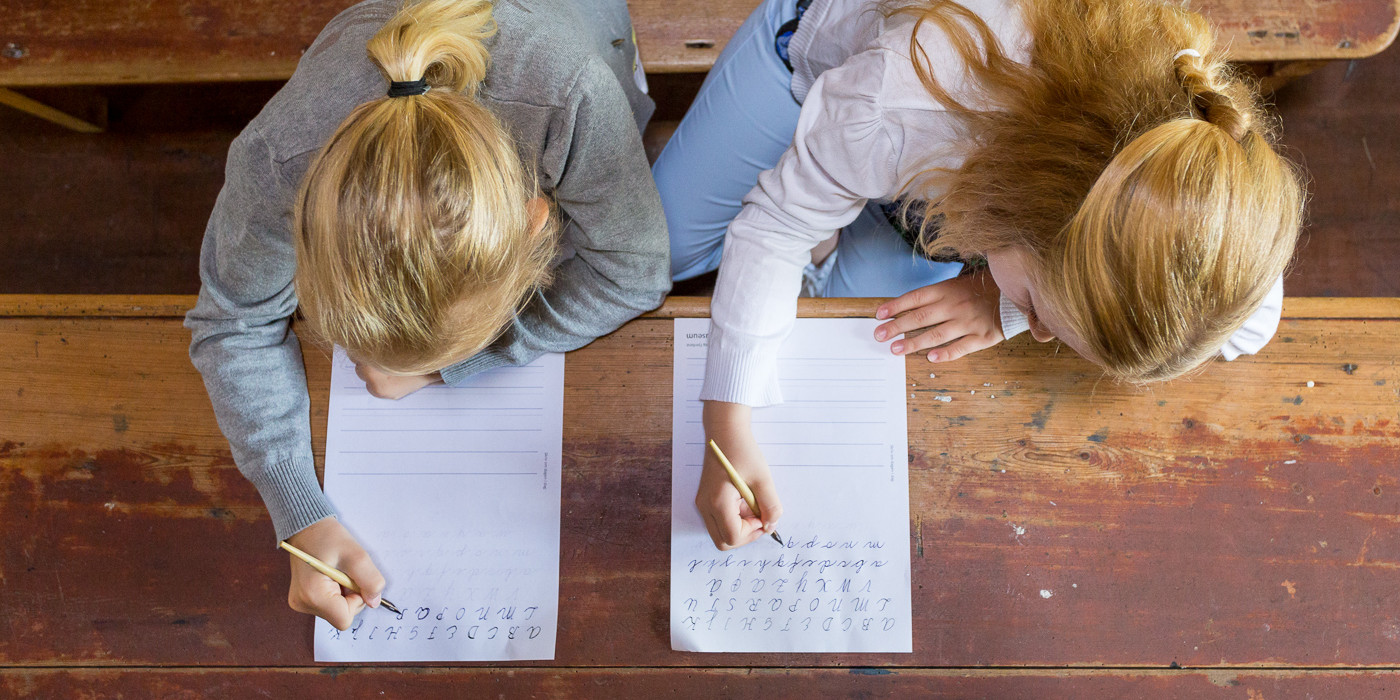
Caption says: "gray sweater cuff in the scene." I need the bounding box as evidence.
[440,347,514,386]
[247,457,337,542]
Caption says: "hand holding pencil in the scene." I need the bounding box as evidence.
[281,517,391,630]
[710,440,785,547]
[697,401,785,550]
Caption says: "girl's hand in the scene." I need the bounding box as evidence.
[873,268,1004,363]
[698,401,784,550]
[354,362,442,400]
[284,517,386,630]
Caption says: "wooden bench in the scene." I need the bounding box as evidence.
[2,0,1398,130]
[3,294,1399,695]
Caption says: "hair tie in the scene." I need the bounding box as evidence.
[1173,49,1201,61]
[387,78,430,98]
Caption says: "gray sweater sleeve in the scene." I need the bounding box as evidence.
[440,63,671,384]
[185,127,335,542]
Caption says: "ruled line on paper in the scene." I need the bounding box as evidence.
[343,385,546,390]
[683,441,883,446]
[680,464,887,469]
[682,420,885,425]
[336,450,539,454]
[341,428,544,433]
[340,471,540,477]
[342,407,543,411]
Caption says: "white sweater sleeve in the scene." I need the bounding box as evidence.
[997,276,1286,362]
[702,49,901,407]
[1219,276,1285,360]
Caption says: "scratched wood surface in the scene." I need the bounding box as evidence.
[0,0,1396,86]
[4,668,1400,697]
[1,296,1398,676]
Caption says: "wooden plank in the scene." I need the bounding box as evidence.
[0,87,102,132]
[2,295,1398,320]
[1,313,1398,666]
[0,294,195,318]
[630,0,1400,71]
[0,1,1396,87]
[5,668,1400,697]
[1283,297,1400,319]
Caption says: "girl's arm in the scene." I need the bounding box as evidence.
[185,126,335,543]
[186,127,385,628]
[697,49,903,548]
[703,48,902,408]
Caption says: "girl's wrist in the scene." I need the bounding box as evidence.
[702,400,753,436]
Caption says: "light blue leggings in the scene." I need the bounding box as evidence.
[652,0,962,296]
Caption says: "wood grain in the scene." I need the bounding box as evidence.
[0,0,1396,86]
[3,295,1399,320]
[5,668,1400,697]
[0,295,196,318]
[1,306,1398,667]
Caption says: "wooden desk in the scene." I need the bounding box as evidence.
[1,0,1397,86]
[2,295,1399,695]
[2,0,1398,130]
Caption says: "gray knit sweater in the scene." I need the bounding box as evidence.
[185,0,669,542]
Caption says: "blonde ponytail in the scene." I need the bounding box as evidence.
[367,0,494,94]
[1173,50,1252,141]
[295,0,558,375]
[894,0,1303,381]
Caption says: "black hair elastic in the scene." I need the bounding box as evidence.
[387,78,430,98]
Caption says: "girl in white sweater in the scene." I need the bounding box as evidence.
[652,0,1301,550]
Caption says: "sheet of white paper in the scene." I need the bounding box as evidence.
[670,318,912,653]
[315,348,564,662]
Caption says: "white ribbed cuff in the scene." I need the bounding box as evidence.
[697,326,785,407]
[999,294,1030,339]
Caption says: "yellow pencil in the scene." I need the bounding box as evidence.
[278,540,402,615]
[707,439,785,546]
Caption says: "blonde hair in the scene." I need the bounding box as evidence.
[897,0,1303,381]
[294,0,558,375]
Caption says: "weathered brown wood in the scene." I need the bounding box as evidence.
[0,87,103,132]
[4,294,1400,320]
[1251,59,1332,93]
[1,305,1398,667]
[0,0,1396,87]
[631,0,1400,72]
[4,668,1400,697]
[0,294,195,318]
[1282,297,1400,319]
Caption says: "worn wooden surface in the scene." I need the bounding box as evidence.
[3,294,1399,319]
[0,0,1397,86]
[4,668,1400,697]
[1,295,1398,696]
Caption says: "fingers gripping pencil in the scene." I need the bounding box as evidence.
[279,540,402,615]
[708,439,785,546]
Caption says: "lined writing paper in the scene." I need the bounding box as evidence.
[670,318,912,653]
[314,348,564,662]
